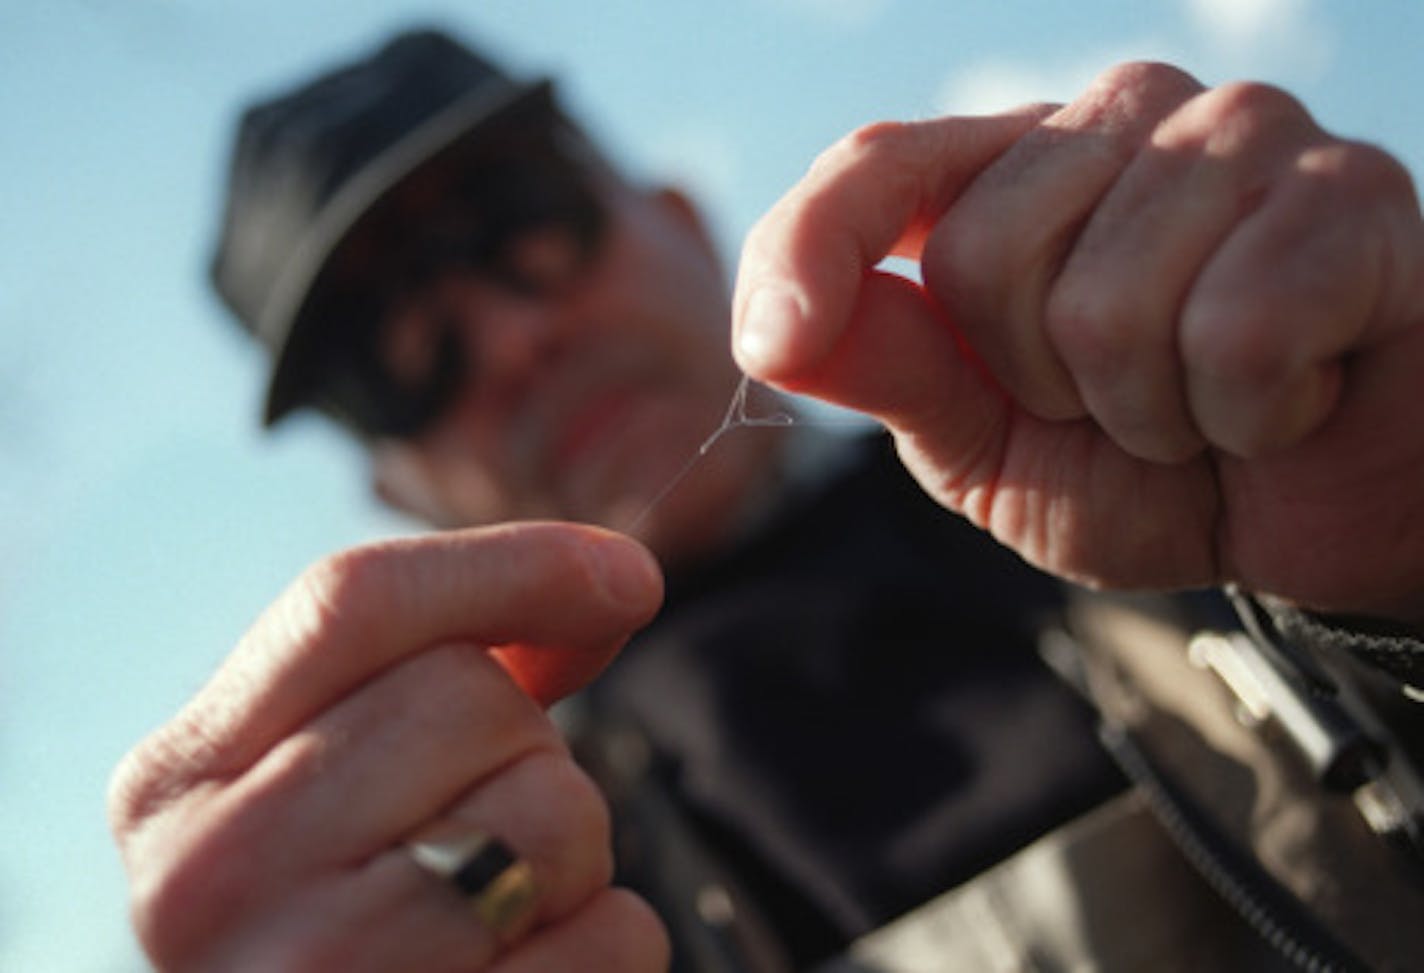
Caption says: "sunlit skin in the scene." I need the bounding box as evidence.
[369,180,786,567]
[734,63,1424,624]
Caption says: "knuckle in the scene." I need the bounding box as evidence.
[109,717,252,967]
[406,644,559,747]
[277,540,416,653]
[107,714,223,840]
[922,202,1001,314]
[1044,273,1138,377]
[1184,80,1311,149]
[124,813,239,970]
[246,721,341,802]
[258,936,344,973]
[1088,60,1202,107]
[414,640,504,696]
[1180,298,1286,388]
[545,753,613,854]
[1058,63,1204,158]
[816,119,912,172]
[1298,139,1419,203]
[843,119,908,151]
[599,888,674,972]
[1209,80,1305,123]
[814,120,927,227]
[519,748,614,886]
[214,923,356,973]
[107,739,168,839]
[128,870,197,968]
[296,543,398,621]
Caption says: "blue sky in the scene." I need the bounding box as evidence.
[3,1,1422,968]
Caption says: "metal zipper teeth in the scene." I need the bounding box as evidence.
[1099,724,1371,973]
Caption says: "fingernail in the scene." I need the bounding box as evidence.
[736,285,803,374]
[586,537,663,608]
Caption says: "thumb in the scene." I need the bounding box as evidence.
[732,108,1049,385]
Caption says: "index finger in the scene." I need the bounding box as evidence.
[147,522,663,780]
[732,107,1051,384]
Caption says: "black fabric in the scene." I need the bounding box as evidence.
[212,30,525,338]
[208,28,563,428]
[1264,598,1424,692]
[587,434,1126,967]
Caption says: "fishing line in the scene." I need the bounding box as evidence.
[625,373,861,533]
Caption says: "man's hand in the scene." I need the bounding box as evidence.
[734,61,1424,623]
[108,523,668,972]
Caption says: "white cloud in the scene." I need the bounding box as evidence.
[1184,0,1333,76]
[934,39,1179,116]
[935,60,1087,116]
[934,0,1333,121]
[1187,0,1301,49]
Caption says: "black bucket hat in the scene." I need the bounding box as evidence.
[209,28,556,427]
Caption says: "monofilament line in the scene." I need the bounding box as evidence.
[626,374,796,533]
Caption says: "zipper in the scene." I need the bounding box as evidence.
[1038,619,1375,972]
[1098,722,1370,973]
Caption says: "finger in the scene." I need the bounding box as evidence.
[494,888,670,973]
[358,750,615,969]
[223,646,570,870]
[331,801,641,973]
[926,61,1204,423]
[770,267,1010,445]
[732,106,1050,386]
[1043,80,1319,461]
[742,264,1225,590]
[115,524,662,796]
[300,888,668,973]
[1184,139,1424,455]
[135,747,615,971]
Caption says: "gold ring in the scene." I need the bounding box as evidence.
[407,824,539,941]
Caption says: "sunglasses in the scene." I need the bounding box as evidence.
[307,121,607,439]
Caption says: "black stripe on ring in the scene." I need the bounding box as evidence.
[451,838,518,898]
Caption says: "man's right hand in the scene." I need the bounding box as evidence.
[108,522,669,972]
[733,62,1424,625]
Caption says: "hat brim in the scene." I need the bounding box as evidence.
[257,78,554,427]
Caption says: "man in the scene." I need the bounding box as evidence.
[110,29,1424,972]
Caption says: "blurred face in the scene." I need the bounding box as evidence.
[368,182,778,563]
